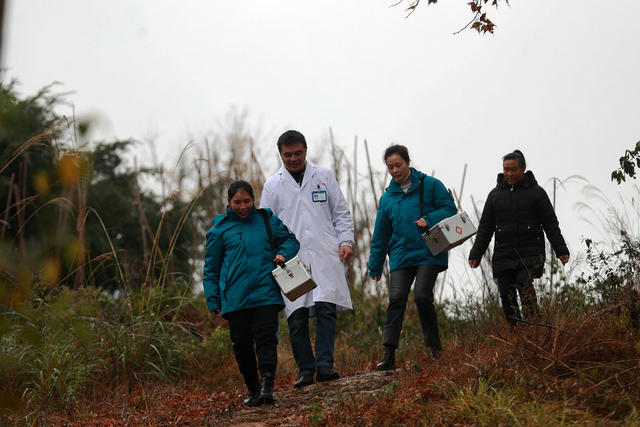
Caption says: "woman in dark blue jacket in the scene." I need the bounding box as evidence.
[203,180,299,407]
[368,145,457,370]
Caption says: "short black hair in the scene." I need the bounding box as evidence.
[277,130,307,153]
[227,180,255,202]
[383,144,411,164]
[503,149,526,169]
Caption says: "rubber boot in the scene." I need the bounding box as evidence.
[375,345,396,371]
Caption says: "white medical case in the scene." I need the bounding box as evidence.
[271,256,317,302]
[421,211,477,256]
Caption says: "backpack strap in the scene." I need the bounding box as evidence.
[258,209,287,284]
[258,208,275,252]
[419,176,425,218]
[419,176,429,234]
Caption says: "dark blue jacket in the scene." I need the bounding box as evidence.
[368,168,457,277]
[203,207,300,316]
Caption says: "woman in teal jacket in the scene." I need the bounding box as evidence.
[203,180,299,407]
[368,145,457,370]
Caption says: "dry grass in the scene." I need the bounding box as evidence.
[318,305,640,426]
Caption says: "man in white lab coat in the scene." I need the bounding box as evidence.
[260,130,354,388]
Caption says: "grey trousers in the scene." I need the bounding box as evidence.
[382,265,442,350]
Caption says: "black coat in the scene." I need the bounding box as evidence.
[469,171,569,277]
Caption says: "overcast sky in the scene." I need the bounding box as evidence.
[4,0,640,291]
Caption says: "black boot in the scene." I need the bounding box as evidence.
[317,366,340,382]
[242,383,261,407]
[259,373,275,405]
[294,374,315,388]
[431,347,442,360]
[375,345,396,371]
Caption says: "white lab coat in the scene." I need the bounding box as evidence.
[260,161,354,318]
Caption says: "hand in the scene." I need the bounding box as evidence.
[468,259,480,268]
[211,309,221,316]
[274,254,285,264]
[340,245,353,260]
[415,218,427,228]
[558,254,569,265]
[371,276,381,282]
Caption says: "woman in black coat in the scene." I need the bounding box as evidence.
[468,150,570,325]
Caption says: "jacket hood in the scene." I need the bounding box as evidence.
[386,168,427,193]
[211,206,258,228]
[496,170,537,189]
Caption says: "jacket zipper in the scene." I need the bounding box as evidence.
[222,228,247,298]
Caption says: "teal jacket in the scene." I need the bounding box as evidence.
[203,207,300,316]
[368,168,457,277]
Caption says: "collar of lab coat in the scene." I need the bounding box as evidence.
[278,160,317,190]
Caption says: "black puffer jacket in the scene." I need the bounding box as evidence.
[469,171,569,276]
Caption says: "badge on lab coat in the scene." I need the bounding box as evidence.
[312,190,327,202]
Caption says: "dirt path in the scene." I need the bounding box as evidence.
[53,370,398,426]
[215,371,396,426]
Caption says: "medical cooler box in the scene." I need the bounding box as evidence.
[421,211,477,256]
[271,256,317,302]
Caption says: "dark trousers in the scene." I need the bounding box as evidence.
[287,302,337,377]
[494,269,539,326]
[226,304,280,388]
[382,265,442,351]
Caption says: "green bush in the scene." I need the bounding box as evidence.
[0,284,226,416]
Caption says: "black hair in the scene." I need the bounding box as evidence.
[503,149,526,169]
[383,144,411,164]
[227,180,255,202]
[277,130,307,153]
